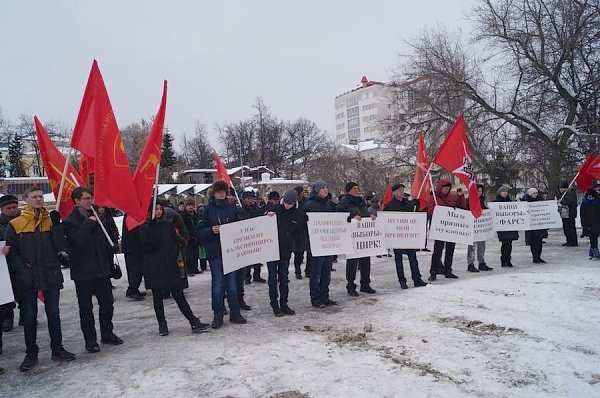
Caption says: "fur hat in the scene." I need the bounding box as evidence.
[0,195,18,208]
[282,189,298,205]
[212,180,229,193]
[527,187,538,196]
[345,182,359,193]
[312,179,327,194]
[184,197,195,206]
[391,183,405,192]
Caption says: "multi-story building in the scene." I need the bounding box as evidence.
[334,76,390,145]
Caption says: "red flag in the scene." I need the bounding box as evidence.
[126,81,168,231]
[381,181,392,208]
[575,150,596,193]
[411,131,431,210]
[586,154,600,180]
[34,116,83,217]
[213,149,233,187]
[70,60,143,221]
[433,114,482,218]
[79,154,92,187]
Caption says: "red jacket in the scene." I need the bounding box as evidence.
[427,178,467,217]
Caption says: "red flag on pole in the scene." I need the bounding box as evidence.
[432,114,482,218]
[586,154,600,180]
[79,154,92,187]
[34,116,83,217]
[70,60,143,221]
[575,150,596,192]
[411,131,431,210]
[381,181,392,208]
[213,149,233,187]
[126,81,168,231]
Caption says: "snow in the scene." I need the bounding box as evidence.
[1,229,600,397]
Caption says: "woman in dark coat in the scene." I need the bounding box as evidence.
[494,186,519,267]
[522,188,548,264]
[140,202,208,336]
[580,188,600,260]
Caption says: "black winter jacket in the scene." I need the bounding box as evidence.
[383,197,417,212]
[302,193,333,213]
[336,194,370,221]
[272,204,305,260]
[558,189,578,219]
[197,198,239,259]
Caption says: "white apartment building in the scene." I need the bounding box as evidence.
[334,76,390,145]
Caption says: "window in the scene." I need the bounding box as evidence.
[347,106,359,118]
[336,112,345,120]
[362,114,377,122]
[336,122,345,130]
[348,128,360,141]
[346,96,358,107]
[362,103,377,111]
[348,118,360,130]
[364,125,378,134]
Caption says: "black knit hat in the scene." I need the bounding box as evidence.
[391,183,405,192]
[0,195,18,208]
[345,182,359,193]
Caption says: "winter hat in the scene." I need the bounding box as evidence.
[585,189,598,199]
[294,186,304,194]
[345,182,359,193]
[184,197,195,206]
[527,188,538,196]
[282,189,298,205]
[391,183,405,192]
[0,195,18,208]
[241,191,255,199]
[496,186,509,196]
[212,180,229,193]
[312,179,327,193]
[268,191,280,200]
[560,181,570,189]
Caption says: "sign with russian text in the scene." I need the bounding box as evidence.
[346,217,387,259]
[528,200,563,230]
[429,206,474,245]
[488,201,530,231]
[379,212,427,249]
[0,242,15,306]
[306,212,353,256]
[220,216,279,274]
[473,209,494,242]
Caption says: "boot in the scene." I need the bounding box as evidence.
[413,278,428,287]
[272,305,284,317]
[191,318,210,333]
[239,299,252,311]
[230,313,247,324]
[467,264,479,272]
[211,315,224,329]
[360,285,376,294]
[19,354,38,372]
[322,298,337,306]
[478,262,493,271]
[444,269,459,278]
[280,303,296,315]
[589,247,594,260]
[399,279,408,289]
[85,341,100,353]
[295,273,302,280]
[501,262,510,268]
[51,348,76,362]
[428,274,437,282]
[101,333,124,345]
[3,318,13,332]
[245,274,252,284]
[158,322,169,336]
[347,287,359,297]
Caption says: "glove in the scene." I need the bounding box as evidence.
[57,251,70,267]
[113,242,121,254]
[50,210,61,225]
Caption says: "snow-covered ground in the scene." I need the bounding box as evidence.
[1,229,600,398]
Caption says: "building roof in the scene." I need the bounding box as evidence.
[335,75,387,99]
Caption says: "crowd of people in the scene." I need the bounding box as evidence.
[1,177,599,375]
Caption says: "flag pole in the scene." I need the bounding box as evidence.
[557,172,579,203]
[151,164,160,219]
[70,172,114,247]
[55,148,73,214]
[428,171,438,206]
[231,181,242,207]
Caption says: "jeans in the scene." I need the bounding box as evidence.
[124,251,143,293]
[500,240,513,264]
[467,241,486,265]
[308,255,332,304]
[562,218,578,245]
[209,258,240,317]
[393,249,422,282]
[20,288,63,355]
[152,288,197,325]
[184,242,200,273]
[74,277,114,345]
[345,257,371,289]
[267,259,290,307]
[430,240,456,274]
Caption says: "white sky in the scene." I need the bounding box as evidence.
[0,0,473,146]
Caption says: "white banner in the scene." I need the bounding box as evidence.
[473,209,495,242]
[0,242,15,306]
[219,216,280,274]
[379,212,427,249]
[528,200,563,230]
[488,201,562,231]
[346,217,387,259]
[306,212,353,256]
[429,206,474,245]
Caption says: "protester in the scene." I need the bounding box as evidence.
[337,181,377,296]
[180,198,202,276]
[197,180,246,328]
[427,179,467,281]
[494,186,519,267]
[522,188,548,263]
[5,186,75,371]
[264,191,280,213]
[140,202,209,335]
[303,180,337,308]
[558,181,578,247]
[0,195,20,332]
[383,183,428,289]
[239,191,266,284]
[63,187,123,353]
[467,185,493,273]
[122,214,146,301]
[265,189,304,316]
[293,186,309,279]
[580,188,600,260]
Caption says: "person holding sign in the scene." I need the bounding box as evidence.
[303,180,337,308]
[197,180,246,329]
[493,186,519,267]
[337,182,377,296]
[522,188,548,264]
[5,186,76,371]
[427,179,467,281]
[383,183,428,289]
[467,185,493,273]
[265,189,304,316]
[580,188,600,260]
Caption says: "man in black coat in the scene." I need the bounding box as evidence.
[558,181,578,247]
[0,194,20,333]
[337,182,376,296]
[180,198,201,276]
[63,187,123,354]
[239,191,266,283]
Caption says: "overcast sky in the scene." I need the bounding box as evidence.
[0,0,474,147]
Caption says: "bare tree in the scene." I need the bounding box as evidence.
[287,118,327,179]
[121,119,151,172]
[178,122,213,169]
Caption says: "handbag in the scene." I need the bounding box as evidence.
[110,254,123,279]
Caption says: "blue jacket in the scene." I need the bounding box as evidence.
[302,192,333,213]
[197,198,239,259]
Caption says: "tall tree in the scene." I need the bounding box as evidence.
[178,122,213,170]
[160,129,176,171]
[8,133,25,177]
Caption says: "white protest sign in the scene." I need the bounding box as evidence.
[488,201,530,231]
[346,217,387,259]
[0,242,15,306]
[379,212,427,249]
[528,200,563,230]
[429,206,474,245]
[473,209,495,242]
[219,216,280,274]
[306,212,353,256]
